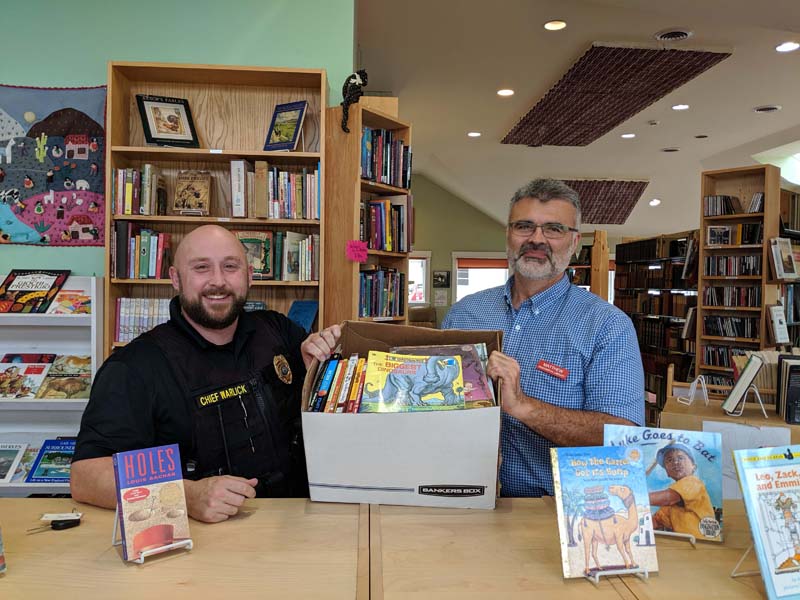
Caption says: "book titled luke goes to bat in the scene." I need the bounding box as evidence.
[734,445,800,600]
[551,445,659,579]
[0,269,70,313]
[112,444,190,562]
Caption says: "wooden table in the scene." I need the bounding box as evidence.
[0,498,365,600]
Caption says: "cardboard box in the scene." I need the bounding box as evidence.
[301,321,502,509]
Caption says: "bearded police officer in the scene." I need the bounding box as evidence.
[71,225,340,523]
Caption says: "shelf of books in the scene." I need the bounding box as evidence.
[104,61,326,356]
[779,189,800,345]
[613,230,698,423]
[696,165,782,398]
[323,99,413,327]
[567,230,609,300]
[0,274,101,496]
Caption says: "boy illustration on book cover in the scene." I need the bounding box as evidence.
[605,425,723,542]
[551,445,658,579]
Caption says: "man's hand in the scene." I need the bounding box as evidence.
[183,476,257,523]
[487,350,529,419]
[301,324,342,368]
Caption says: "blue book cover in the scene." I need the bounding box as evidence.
[112,444,190,561]
[734,445,800,599]
[604,424,723,542]
[287,299,318,334]
[551,445,658,579]
[24,439,75,483]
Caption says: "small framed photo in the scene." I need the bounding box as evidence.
[432,270,451,288]
[136,94,199,148]
[264,101,308,151]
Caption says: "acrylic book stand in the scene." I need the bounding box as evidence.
[731,543,760,579]
[655,529,697,547]
[111,504,193,564]
[584,566,649,586]
[676,374,709,407]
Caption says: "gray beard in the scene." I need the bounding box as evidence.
[508,242,573,281]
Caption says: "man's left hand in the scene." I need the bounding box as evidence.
[487,350,529,418]
[301,324,342,369]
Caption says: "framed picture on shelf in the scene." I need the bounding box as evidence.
[432,270,451,288]
[136,94,200,148]
[770,237,799,280]
[263,101,308,151]
[706,225,731,246]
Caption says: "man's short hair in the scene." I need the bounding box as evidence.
[510,178,581,228]
[657,443,696,468]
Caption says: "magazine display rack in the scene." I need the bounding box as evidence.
[111,504,193,564]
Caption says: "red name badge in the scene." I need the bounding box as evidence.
[536,359,569,380]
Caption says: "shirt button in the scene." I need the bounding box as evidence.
[534,310,540,316]
[515,325,520,331]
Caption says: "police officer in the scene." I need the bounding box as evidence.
[71,225,340,523]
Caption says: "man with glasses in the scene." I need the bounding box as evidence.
[442,179,644,497]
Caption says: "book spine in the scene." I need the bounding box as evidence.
[347,357,367,413]
[112,453,129,560]
[324,360,347,413]
[255,161,269,219]
[231,160,245,217]
[313,358,340,412]
[335,354,360,413]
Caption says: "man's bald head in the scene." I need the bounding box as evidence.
[173,225,247,271]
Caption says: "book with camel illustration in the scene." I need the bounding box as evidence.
[604,424,724,542]
[733,444,800,600]
[551,445,659,579]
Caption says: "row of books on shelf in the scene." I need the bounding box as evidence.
[0,354,91,400]
[114,298,170,343]
[703,315,759,338]
[703,285,761,307]
[359,268,406,319]
[780,283,800,325]
[702,344,748,368]
[567,268,590,286]
[615,262,693,289]
[0,439,75,484]
[614,237,659,262]
[703,191,763,216]
[237,230,320,282]
[704,254,761,276]
[361,126,412,189]
[615,290,696,316]
[0,269,87,314]
[359,194,412,252]
[111,225,171,280]
[307,344,496,414]
[706,223,762,246]
[769,237,800,280]
[112,162,321,220]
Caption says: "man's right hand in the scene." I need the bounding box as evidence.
[183,476,258,523]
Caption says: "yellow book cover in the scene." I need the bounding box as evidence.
[174,170,211,215]
[360,350,464,412]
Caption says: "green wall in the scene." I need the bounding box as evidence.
[412,175,507,324]
[1,0,355,276]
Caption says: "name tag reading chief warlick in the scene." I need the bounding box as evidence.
[194,382,251,408]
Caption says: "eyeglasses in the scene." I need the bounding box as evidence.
[508,221,578,239]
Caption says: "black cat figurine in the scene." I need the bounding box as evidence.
[341,70,368,133]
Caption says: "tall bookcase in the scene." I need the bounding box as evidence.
[567,230,609,300]
[614,230,699,423]
[104,62,326,358]
[696,164,781,391]
[323,100,412,326]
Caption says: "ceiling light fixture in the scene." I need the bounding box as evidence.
[671,104,690,111]
[776,41,800,53]
[661,147,680,153]
[753,104,782,113]
[621,133,636,139]
[467,132,481,138]
[695,134,709,139]
[649,198,661,206]
[654,28,693,42]
[497,89,515,97]
[543,20,567,31]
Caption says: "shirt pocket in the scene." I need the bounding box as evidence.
[523,348,586,410]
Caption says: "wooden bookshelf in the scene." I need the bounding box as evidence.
[567,230,608,299]
[323,100,412,326]
[104,61,327,358]
[696,164,781,390]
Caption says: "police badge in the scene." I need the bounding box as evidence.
[273,354,292,384]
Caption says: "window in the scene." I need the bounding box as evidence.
[452,253,508,303]
[408,251,431,305]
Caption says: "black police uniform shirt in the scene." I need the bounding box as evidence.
[74,297,308,496]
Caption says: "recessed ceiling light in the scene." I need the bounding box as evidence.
[543,20,567,31]
[497,89,515,97]
[647,120,660,126]
[649,198,661,207]
[621,133,636,139]
[776,41,800,53]
[754,104,782,113]
[467,132,481,138]
[654,28,693,43]
[661,147,680,153]
[672,104,690,111]
[695,134,709,139]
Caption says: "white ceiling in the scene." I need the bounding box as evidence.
[357,0,800,243]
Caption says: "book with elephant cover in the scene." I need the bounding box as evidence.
[358,350,465,412]
[112,443,190,562]
[550,445,659,579]
[604,425,723,542]
[733,445,800,599]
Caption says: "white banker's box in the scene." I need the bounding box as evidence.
[301,320,502,509]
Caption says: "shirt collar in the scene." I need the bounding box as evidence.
[503,273,571,313]
[168,296,256,355]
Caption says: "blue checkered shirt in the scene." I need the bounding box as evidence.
[442,275,644,497]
